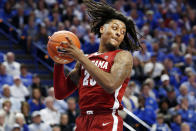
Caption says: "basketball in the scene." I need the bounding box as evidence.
[47,31,81,64]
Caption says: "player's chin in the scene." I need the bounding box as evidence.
[105,42,118,51]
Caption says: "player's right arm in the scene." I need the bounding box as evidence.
[53,61,80,100]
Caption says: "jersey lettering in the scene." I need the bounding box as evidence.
[82,59,108,86]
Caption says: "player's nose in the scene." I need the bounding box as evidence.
[115,31,120,37]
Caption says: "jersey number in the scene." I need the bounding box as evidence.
[83,70,96,86]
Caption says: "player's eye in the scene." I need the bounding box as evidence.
[121,30,125,35]
[113,27,117,30]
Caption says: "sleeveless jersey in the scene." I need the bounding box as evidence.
[78,50,130,111]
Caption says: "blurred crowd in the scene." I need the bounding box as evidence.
[0,0,196,131]
[0,52,78,131]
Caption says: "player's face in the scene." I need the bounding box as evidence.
[100,19,126,50]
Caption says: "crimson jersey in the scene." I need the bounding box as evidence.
[78,49,130,111]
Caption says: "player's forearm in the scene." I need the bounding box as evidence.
[78,55,120,93]
[53,64,77,99]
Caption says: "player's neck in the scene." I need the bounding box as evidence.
[98,42,117,53]
[98,45,108,53]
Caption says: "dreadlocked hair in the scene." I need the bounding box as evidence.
[84,0,141,51]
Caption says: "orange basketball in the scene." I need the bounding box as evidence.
[47,30,80,64]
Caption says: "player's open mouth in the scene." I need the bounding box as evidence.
[111,38,118,43]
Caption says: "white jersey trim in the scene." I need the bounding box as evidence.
[112,85,122,109]
[112,111,118,131]
[111,85,122,131]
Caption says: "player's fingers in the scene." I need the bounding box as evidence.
[48,36,51,39]
[65,37,74,45]
[60,41,70,47]
[58,50,73,57]
[57,46,67,53]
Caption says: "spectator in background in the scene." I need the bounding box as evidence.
[133,96,156,129]
[183,54,196,74]
[0,64,13,90]
[49,9,61,30]
[177,85,195,109]
[186,38,196,56]
[82,33,99,54]
[174,35,186,55]
[26,0,36,12]
[28,88,45,114]
[0,110,9,131]
[72,16,86,40]
[14,0,28,11]
[168,20,181,37]
[52,125,61,131]
[20,64,32,88]
[157,99,171,124]
[0,84,21,112]
[14,113,29,131]
[181,123,190,131]
[67,97,79,128]
[131,56,146,84]
[119,84,138,131]
[43,17,54,36]
[119,84,137,120]
[127,81,140,98]
[164,86,178,109]
[157,35,169,54]
[11,124,21,131]
[29,111,52,131]
[190,25,196,39]
[144,53,164,80]
[141,83,158,111]
[151,42,165,62]
[0,1,14,22]
[59,113,72,131]
[48,87,68,113]
[187,8,196,27]
[145,10,158,30]
[10,76,29,102]
[151,113,170,131]
[129,9,144,30]
[0,100,15,129]
[170,113,182,131]
[167,43,184,66]
[21,102,31,124]
[144,78,156,99]
[40,96,60,126]
[34,0,49,22]
[133,43,151,63]
[35,24,48,45]
[163,57,181,88]
[62,6,74,23]
[3,52,21,77]
[11,5,28,31]
[182,73,196,97]
[22,14,37,52]
[178,98,195,127]
[157,74,173,99]
[29,74,47,97]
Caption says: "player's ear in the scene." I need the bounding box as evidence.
[100,26,104,34]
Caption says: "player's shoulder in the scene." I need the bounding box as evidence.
[116,50,133,59]
[113,50,133,65]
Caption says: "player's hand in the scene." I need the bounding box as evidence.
[57,36,84,61]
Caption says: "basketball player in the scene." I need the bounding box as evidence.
[53,0,140,130]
